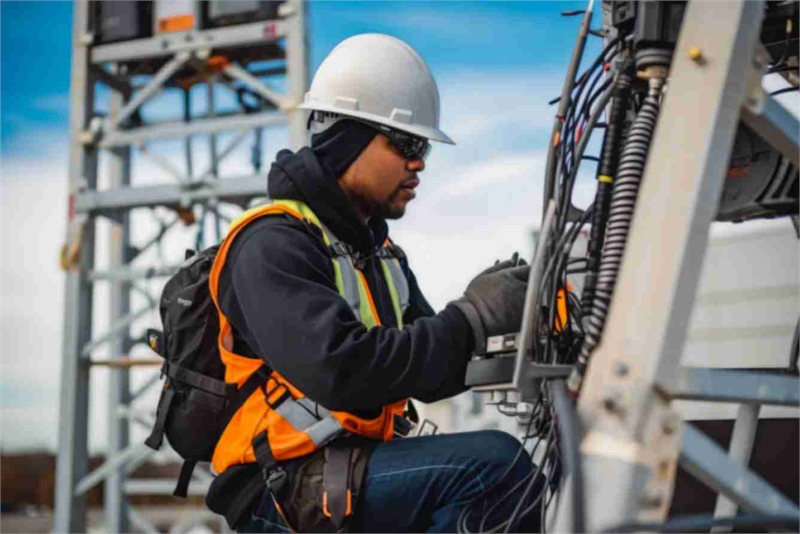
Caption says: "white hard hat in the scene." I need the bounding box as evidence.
[299,34,455,145]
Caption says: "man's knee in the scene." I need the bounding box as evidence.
[469,430,532,483]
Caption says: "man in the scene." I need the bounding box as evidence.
[205,34,541,533]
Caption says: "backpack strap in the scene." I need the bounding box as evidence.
[166,363,230,396]
[144,387,176,451]
[173,460,198,498]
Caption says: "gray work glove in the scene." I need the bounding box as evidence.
[451,258,530,355]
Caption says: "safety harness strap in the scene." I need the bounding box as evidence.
[380,257,410,326]
[296,397,331,419]
[273,395,345,446]
[253,431,296,531]
[306,416,345,447]
[320,221,362,321]
[322,445,354,530]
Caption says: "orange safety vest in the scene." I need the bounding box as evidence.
[208,199,410,474]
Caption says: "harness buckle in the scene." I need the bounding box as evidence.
[351,252,367,270]
[264,467,288,496]
[328,241,350,258]
[263,380,291,410]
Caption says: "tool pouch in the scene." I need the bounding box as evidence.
[276,439,375,533]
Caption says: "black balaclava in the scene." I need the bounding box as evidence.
[311,118,378,180]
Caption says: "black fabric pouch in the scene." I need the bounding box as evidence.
[210,440,375,533]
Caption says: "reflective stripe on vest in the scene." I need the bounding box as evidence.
[380,252,410,321]
[208,199,409,474]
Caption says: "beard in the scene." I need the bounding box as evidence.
[371,187,407,220]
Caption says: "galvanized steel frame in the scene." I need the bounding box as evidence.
[53,2,309,532]
[552,0,800,530]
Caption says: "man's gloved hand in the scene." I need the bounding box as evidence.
[451,256,530,355]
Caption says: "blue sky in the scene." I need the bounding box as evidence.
[1,1,586,158]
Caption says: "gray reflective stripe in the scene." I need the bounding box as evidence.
[319,221,362,320]
[305,416,345,447]
[296,397,331,419]
[336,256,361,319]
[385,258,410,312]
[275,398,319,432]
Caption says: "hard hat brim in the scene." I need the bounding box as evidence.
[298,102,456,145]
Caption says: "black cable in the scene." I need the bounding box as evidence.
[458,394,545,533]
[538,205,595,365]
[550,380,585,533]
[561,51,616,178]
[557,78,616,236]
[771,86,799,96]
[771,17,794,69]
[543,33,620,215]
[500,428,557,533]
[768,65,799,74]
[604,514,800,533]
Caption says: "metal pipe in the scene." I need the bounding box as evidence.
[711,403,761,532]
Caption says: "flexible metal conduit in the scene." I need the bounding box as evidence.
[581,61,635,320]
[568,75,665,395]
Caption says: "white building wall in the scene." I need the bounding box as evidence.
[419,219,799,434]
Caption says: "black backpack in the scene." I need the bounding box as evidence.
[145,248,268,497]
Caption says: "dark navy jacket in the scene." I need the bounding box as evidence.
[217,147,474,415]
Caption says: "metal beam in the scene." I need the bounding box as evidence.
[90,65,132,98]
[100,110,287,147]
[81,305,156,357]
[125,480,210,496]
[680,424,799,517]
[105,92,132,533]
[74,443,152,496]
[573,1,768,530]
[75,175,267,213]
[662,368,799,406]
[137,144,188,184]
[127,506,160,534]
[88,265,180,283]
[111,52,191,129]
[225,61,292,110]
[284,0,310,150]
[195,130,250,182]
[91,19,287,64]
[711,404,761,533]
[54,3,95,531]
[741,92,800,168]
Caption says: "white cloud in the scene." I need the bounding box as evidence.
[31,93,71,114]
[431,151,545,198]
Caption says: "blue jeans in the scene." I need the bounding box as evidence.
[239,430,544,533]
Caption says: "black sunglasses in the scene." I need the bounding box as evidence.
[309,112,432,161]
[369,122,432,161]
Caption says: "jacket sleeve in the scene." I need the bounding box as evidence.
[218,217,473,412]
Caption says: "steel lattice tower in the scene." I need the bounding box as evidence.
[54,2,309,531]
